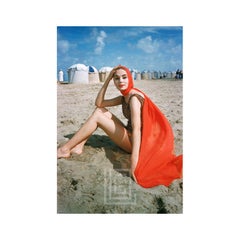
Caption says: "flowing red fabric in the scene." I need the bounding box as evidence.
[120,66,183,188]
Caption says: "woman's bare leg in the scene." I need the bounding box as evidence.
[57,107,132,158]
[70,138,88,155]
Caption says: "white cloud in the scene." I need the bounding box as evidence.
[94,30,107,55]
[58,40,70,54]
[137,36,160,53]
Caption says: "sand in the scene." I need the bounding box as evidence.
[57,79,183,213]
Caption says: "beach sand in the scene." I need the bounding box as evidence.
[57,79,183,213]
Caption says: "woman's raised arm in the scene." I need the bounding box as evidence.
[95,66,122,107]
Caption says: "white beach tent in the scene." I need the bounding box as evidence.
[130,68,139,80]
[130,68,141,80]
[67,64,89,84]
[166,71,174,79]
[58,70,64,82]
[152,71,158,79]
[172,71,176,79]
[148,71,152,80]
[99,66,113,82]
[136,72,141,80]
[88,65,100,83]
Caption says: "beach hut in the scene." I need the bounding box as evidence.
[88,65,100,83]
[148,71,152,80]
[136,72,141,80]
[130,68,141,80]
[162,72,167,78]
[141,70,148,80]
[67,64,88,84]
[58,70,64,82]
[99,66,113,82]
[158,71,163,79]
[172,71,176,79]
[130,68,136,80]
[152,71,158,79]
[166,71,173,79]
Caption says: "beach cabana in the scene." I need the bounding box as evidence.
[148,71,152,80]
[99,66,113,82]
[172,71,176,79]
[131,69,141,80]
[158,71,163,79]
[136,72,141,80]
[67,64,88,84]
[152,71,159,79]
[141,70,149,80]
[166,71,173,79]
[130,68,139,80]
[58,70,64,82]
[88,65,100,83]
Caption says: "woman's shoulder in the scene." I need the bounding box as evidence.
[128,91,145,105]
[129,89,144,99]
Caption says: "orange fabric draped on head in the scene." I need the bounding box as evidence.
[117,65,134,96]
[117,66,182,188]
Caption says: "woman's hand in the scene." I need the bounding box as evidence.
[130,154,138,183]
[95,65,122,107]
[106,65,122,82]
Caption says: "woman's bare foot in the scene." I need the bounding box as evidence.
[57,147,71,159]
[70,144,84,155]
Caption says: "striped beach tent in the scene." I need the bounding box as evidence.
[88,65,100,83]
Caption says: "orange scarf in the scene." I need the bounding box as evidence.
[120,66,182,188]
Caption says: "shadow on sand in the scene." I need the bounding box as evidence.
[64,133,131,177]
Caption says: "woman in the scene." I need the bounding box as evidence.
[57,65,182,188]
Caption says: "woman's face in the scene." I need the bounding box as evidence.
[113,69,129,91]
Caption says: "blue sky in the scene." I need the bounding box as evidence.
[57,26,182,76]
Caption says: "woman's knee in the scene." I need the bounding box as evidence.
[94,107,107,113]
[92,107,112,122]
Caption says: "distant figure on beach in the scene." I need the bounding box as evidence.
[175,69,183,79]
[179,69,183,79]
[57,65,182,188]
